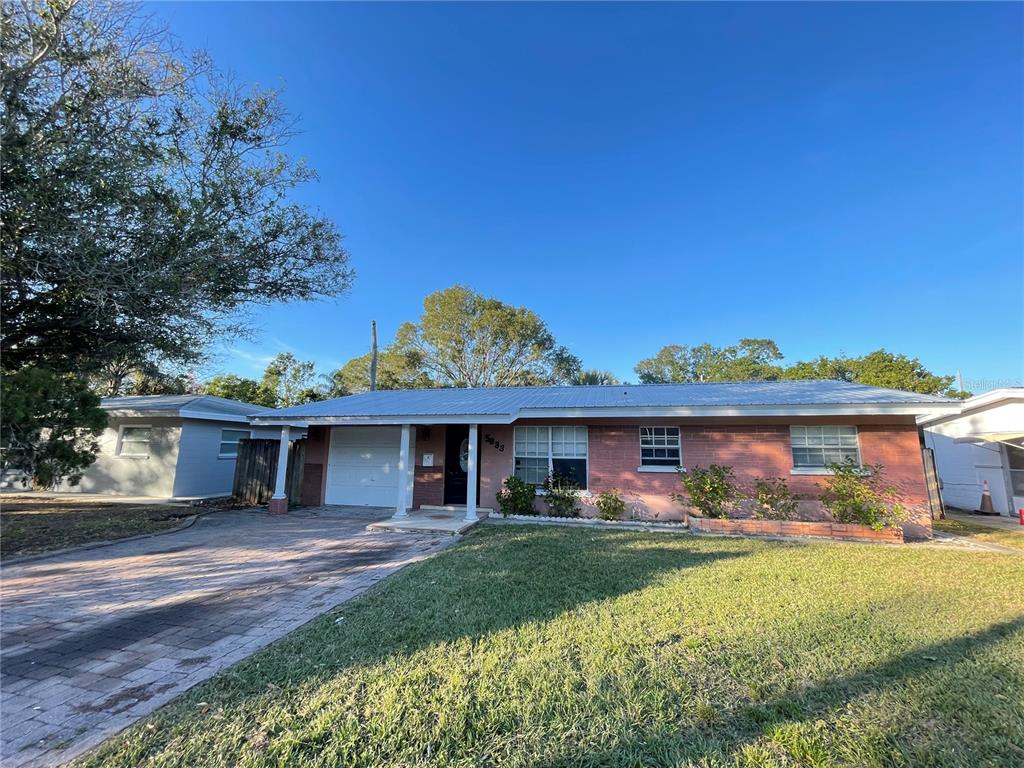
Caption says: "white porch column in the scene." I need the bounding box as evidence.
[395,424,411,518]
[465,423,478,522]
[269,425,290,515]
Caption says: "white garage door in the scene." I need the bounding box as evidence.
[325,426,402,507]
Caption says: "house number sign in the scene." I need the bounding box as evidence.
[484,433,505,452]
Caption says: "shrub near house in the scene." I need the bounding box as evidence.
[679,461,908,542]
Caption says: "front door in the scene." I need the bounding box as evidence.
[443,425,474,505]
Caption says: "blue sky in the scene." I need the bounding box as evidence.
[151,1,1023,390]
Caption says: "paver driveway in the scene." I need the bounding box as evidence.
[0,507,451,768]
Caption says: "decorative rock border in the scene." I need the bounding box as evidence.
[488,514,688,533]
[687,515,904,543]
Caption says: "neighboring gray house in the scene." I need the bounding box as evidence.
[59,395,277,499]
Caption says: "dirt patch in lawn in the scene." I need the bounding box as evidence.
[0,498,196,560]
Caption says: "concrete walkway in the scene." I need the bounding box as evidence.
[0,507,451,768]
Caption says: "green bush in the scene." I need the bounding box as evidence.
[542,474,581,518]
[676,464,740,519]
[496,475,537,517]
[754,477,799,520]
[594,489,626,521]
[820,459,907,530]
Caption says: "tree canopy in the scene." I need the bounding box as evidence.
[635,341,961,397]
[387,285,577,387]
[1,0,353,377]
[1,0,351,485]
[634,339,784,384]
[201,353,323,408]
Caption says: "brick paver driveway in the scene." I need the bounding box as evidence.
[0,507,451,768]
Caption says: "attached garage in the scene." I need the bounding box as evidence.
[324,426,413,508]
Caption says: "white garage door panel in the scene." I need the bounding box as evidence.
[325,427,401,507]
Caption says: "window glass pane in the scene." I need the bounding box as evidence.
[120,427,151,455]
[1007,446,1024,471]
[552,458,587,489]
[640,426,681,466]
[1011,470,1024,495]
[514,457,548,486]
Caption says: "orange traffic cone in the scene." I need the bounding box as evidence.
[979,479,995,514]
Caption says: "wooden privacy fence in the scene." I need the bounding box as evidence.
[232,438,306,506]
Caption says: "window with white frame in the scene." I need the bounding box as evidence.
[219,429,251,458]
[117,426,151,457]
[514,426,588,489]
[1006,445,1024,496]
[790,425,859,469]
[640,427,681,467]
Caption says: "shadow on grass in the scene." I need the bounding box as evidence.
[529,613,1024,767]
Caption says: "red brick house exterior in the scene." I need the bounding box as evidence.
[254,382,958,540]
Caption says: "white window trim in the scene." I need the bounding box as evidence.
[116,424,152,459]
[789,425,862,472]
[513,426,589,491]
[638,426,682,471]
[218,429,252,460]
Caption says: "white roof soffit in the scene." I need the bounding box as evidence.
[249,402,960,426]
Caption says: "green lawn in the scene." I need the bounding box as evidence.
[0,498,193,559]
[933,515,1024,551]
[78,526,1023,768]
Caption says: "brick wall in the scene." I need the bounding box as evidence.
[588,421,931,538]
[300,425,330,506]
[412,426,446,509]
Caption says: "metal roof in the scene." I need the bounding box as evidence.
[101,395,275,422]
[252,380,960,425]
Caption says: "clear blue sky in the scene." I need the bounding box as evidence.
[150,1,1023,390]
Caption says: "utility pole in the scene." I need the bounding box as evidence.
[370,320,378,392]
[957,368,964,396]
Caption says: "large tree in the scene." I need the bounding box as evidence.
[635,339,960,396]
[634,339,783,384]
[1,0,351,484]
[1,0,353,373]
[783,350,960,396]
[201,353,324,408]
[390,285,575,387]
[326,347,435,396]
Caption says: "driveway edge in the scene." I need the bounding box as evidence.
[2,513,202,565]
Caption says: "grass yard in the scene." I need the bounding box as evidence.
[77,526,1023,768]
[0,497,194,559]
[933,515,1024,551]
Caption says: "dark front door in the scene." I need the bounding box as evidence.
[443,425,471,505]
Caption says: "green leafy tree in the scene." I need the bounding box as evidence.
[0,367,107,488]
[2,1,353,374]
[1,1,352,485]
[634,339,783,383]
[783,349,961,397]
[259,353,319,408]
[201,374,276,408]
[327,347,435,396]
[573,369,620,385]
[392,285,574,387]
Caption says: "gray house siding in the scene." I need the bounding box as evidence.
[170,420,248,497]
[61,417,181,497]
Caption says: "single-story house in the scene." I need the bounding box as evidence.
[252,380,961,539]
[58,395,278,498]
[921,388,1024,516]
